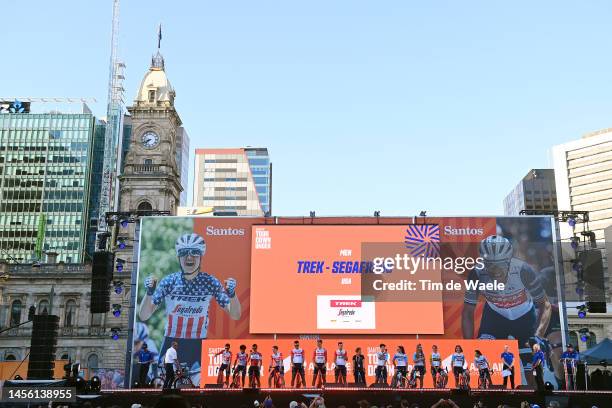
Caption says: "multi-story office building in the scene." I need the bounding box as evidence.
[176,127,190,206]
[193,147,271,216]
[503,169,558,215]
[553,128,612,313]
[0,105,101,262]
[553,128,612,240]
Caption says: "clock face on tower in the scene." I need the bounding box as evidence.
[140,131,160,148]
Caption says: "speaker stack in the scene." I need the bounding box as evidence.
[91,251,115,313]
[27,314,60,380]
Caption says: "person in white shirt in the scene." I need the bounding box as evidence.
[163,341,179,389]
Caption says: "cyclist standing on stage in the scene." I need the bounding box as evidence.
[268,345,285,388]
[290,340,306,388]
[214,343,232,386]
[451,345,466,388]
[474,350,492,388]
[532,343,545,391]
[163,341,180,389]
[353,347,366,385]
[412,344,426,388]
[501,345,515,389]
[393,346,408,387]
[560,344,580,390]
[139,233,242,383]
[430,344,442,385]
[462,235,552,347]
[375,344,389,384]
[312,340,327,387]
[248,344,262,388]
[232,344,248,387]
[334,342,348,385]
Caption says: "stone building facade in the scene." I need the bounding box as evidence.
[0,258,130,378]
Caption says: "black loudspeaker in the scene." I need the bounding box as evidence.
[576,363,587,390]
[27,315,59,380]
[203,383,224,389]
[91,251,115,313]
[578,250,607,313]
[368,382,389,388]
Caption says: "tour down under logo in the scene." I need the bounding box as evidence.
[405,225,440,257]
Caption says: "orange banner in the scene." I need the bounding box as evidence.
[250,225,445,334]
[201,339,520,388]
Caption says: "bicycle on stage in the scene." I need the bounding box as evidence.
[434,368,449,389]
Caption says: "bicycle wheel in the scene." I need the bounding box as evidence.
[150,377,164,389]
[174,376,195,389]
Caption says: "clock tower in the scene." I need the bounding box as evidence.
[119,48,182,214]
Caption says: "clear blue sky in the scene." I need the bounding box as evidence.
[3,1,612,216]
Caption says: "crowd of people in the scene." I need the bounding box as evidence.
[37,396,602,408]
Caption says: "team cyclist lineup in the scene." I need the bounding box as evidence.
[212,341,517,389]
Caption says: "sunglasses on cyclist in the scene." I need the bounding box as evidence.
[178,248,203,258]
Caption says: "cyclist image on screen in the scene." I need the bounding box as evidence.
[462,235,552,347]
[138,233,242,382]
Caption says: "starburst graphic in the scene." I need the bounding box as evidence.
[404,225,440,257]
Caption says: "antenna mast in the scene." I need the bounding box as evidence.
[98,0,126,242]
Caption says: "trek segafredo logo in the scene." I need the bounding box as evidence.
[444,226,484,236]
[205,226,245,236]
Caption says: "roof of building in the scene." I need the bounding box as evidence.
[135,51,175,104]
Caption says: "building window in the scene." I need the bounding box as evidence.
[64,300,77,327]
[137,201,153,211]
[148,90,155,103]
[91,313,103,327]
[144,159,153,165]
[87,354,99,370]
[38,299,49,315]
[587,332,597,349]
[10,300,22,326]
[61,353,70,361]
[4,354,16,361]
[569,331,579,351]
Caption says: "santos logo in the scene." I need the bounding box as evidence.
[444,226,484,236]
[206,226,245,236]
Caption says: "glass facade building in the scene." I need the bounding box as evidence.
[193,147,272,216]
[0,111,98,262]
[246,148,271,215]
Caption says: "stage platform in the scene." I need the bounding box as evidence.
[87,387,612,408]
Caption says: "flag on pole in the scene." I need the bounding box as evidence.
[158,24,162,49]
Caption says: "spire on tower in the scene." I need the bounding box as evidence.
[151,24,165,70]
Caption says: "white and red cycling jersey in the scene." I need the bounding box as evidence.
[236,351,248,367]
[271,352,283,368]
[291,348,304,364]
[249,352,262,367]
[221,350,232,365]
[313,348,327,364]
[152,271,230,338]
[335,349,348,366]
[464,258,545,320]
